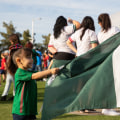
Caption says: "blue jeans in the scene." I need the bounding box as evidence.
[36,65,42,71]
[13,114,36,120]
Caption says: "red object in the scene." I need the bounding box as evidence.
[1,58,6,70]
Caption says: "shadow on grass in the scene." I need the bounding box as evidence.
[0,101,13,104]
[53,114,81,119]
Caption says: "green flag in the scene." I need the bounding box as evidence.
[42,32,120,120]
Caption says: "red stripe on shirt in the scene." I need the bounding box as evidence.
[20,82,25,113]
[48,45,53,47]
[69,37,74,42]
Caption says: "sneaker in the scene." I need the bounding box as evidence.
[102,109,120,116]
[0,95,7,101]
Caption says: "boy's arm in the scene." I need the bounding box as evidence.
[31,68,59,80]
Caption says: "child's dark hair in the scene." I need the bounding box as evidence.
[9,34,21,44]
[7,48,32,75]
[25,41,33,49]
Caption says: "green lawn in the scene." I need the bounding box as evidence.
[0,81,120,120]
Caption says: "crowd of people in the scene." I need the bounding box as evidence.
[0,36,53,101]
[0,12,120,120]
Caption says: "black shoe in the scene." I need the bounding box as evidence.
[0,95,7,101]
[7,96,14,101]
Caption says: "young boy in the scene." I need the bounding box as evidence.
[7,48,59,120]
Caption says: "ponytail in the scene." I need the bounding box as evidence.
[7,54,18,75]
[7,44,23,75]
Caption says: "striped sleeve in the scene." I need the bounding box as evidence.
[90,31,98,44]
[68,37,74,42]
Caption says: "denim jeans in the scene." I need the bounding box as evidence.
[13,114,36,120]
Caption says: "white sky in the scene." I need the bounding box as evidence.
[0,0,120,43]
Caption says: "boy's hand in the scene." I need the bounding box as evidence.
[50,68,59,75]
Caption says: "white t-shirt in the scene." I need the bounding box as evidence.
[69,28,98,56]
[48,25,76,54]
[98,26,120,44]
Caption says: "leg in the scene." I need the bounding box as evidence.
[2,73,6,82]
[48,60,53,69]
[0,74,1,85]
[1,73,13,100]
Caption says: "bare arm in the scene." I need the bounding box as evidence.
[66,40,77,53]
[32,68,59,80]
[48,47,57,54]
[68,18,80,30]
[48,60,53,69]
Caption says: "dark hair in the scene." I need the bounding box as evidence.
[7,48,32,75]
[9,34,21,44]
[80,16,95,40]
[25,41,33,49]
[53,16,67,39]
[98,13,111,32]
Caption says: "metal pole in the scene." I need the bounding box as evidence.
[31,18,42,43]
[32,20,34,43]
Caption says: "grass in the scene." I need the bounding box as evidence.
[0,81,120,120]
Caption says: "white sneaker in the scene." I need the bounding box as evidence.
[102,109,120,116]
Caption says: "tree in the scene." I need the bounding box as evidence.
[22,29,31,46]
[0,21,21,52]
[42,33,51,51]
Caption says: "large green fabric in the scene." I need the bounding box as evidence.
[42,32,120,120]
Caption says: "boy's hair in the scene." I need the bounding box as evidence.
[25,41,33,49]
[7,48,32,75]
[9,34,21,44]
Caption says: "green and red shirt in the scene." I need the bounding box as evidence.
[12,68,37,115]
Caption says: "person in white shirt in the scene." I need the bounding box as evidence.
[67,16,98,57]
[48,16,80,60]
[98,13,120,116]
[67,16,98,113]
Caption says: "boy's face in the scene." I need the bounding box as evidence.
[21,54,33,69]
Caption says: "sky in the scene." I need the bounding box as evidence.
[0,0,120,43]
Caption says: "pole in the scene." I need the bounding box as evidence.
[31,18,42,43]
[32,20,34,43]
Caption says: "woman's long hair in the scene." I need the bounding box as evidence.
[53,16,67,39]
[9,34,21,44]
[98,13,111,32]
[80,16,95,40]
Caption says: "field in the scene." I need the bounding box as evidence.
[0,81,120,120]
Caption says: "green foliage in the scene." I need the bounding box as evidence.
[22,29,31,46]
[0,21,22,52]
[0,21,50,54]
[42,33,51,50]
